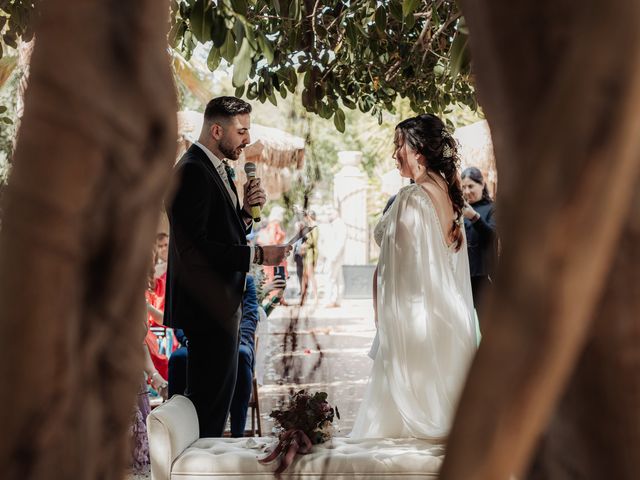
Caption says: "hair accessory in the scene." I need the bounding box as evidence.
[442,144,454,158]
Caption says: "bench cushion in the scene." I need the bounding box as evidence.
[171,436,444,479]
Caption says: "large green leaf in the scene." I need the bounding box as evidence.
[168,20,186,49]
[189,0,211,43]
[221,30,237,62]
[402,0,420,19]
[345,21,358,46]
[246,82,259,100]
[207,46,221,71]
[210,14,227,47]
[375,7,387,34]
[235,14,257,50]
[404,10,416,30]
[449,32,469,80]
[389,1,403,22]
[232,37,253,87]
[257,32,275,64]
[342,97,357,110]
[230,0,247,16]
[333,108,346,133]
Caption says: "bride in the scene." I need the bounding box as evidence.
[351,114,478,440]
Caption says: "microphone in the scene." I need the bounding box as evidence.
[243,162,261,222]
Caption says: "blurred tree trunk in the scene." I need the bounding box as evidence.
[0,1,176,479]
[441,1,640,479]
[527,186,640,479]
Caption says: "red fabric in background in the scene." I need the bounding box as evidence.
[144,286,175,381]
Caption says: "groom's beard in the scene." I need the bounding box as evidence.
[219,139,246,160]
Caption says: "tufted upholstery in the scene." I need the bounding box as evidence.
[148,395,444,480]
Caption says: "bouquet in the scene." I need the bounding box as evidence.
[259,390,339,474]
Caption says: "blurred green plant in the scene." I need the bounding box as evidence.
[0,53,19,183]
[169,0,474,131]
[2,1,475,133]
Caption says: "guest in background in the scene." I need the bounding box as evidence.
[131,265,169,475]
[256,206,288,303]
[155,232,169,268]
[153,232,169,308]
[229,275,259,437]
[322,207,347,307]
[301,211,319,304]
[145,251,171,382]
[131,337,168,475]
[461,166,497,322]
[292,219,306,297]
[254,274,287,390]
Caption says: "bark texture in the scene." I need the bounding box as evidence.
[441,1,640,479]
[527,186,640,479]
[0,1,176,479]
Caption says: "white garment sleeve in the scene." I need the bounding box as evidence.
[372,186,477,439]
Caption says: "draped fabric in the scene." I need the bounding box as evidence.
[351,184,477,440]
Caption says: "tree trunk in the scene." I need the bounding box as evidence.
[0,1,176,479]
[527,185,640,479]
[440,1,640,479]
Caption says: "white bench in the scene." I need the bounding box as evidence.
[147,395,444,479]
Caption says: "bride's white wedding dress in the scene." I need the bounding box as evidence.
[351,184,478,440]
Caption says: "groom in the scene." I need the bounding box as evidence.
[164,96,290,437]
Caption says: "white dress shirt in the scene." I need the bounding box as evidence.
[193,142,254,268]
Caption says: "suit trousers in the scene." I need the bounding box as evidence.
[229,344,253,437]
[184,306,242,437]
[167,346,187,398]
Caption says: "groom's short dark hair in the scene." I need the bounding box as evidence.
[204,96,252,124]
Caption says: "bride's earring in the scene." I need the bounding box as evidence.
[416,157,427,178]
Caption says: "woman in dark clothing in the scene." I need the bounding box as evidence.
[461,167,497,320]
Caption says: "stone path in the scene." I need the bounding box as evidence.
[258,298,376,436]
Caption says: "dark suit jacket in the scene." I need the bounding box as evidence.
[164,144,252,333]
[463,198,497,278]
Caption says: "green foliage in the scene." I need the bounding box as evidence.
[1,1,475,122]
[0,0,38,59]
[0,59,20,182]
[171,0,475,122]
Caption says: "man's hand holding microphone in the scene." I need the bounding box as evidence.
[243,162,292,266]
